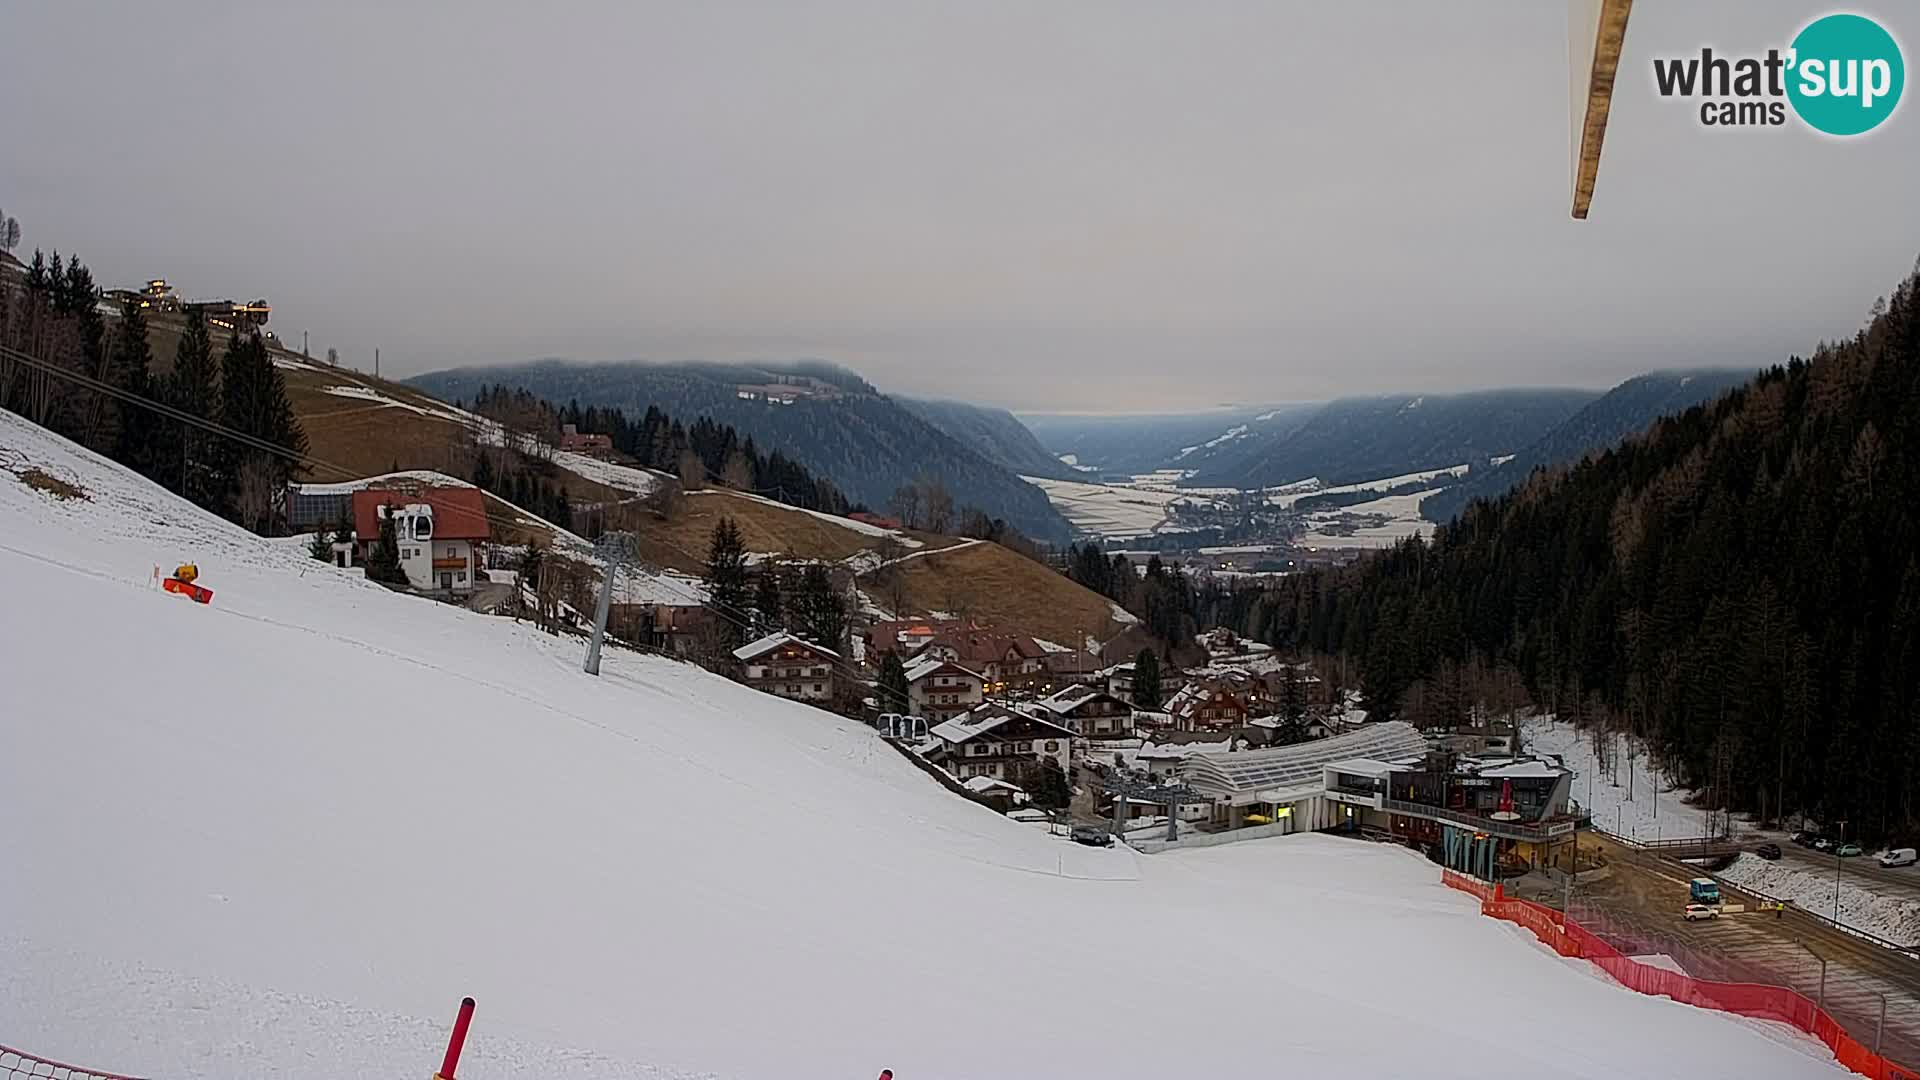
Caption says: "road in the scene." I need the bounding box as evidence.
[1766,839,1920,904]
[1570,835,1920,1068]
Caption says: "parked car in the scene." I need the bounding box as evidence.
[1755,843,1782,860]
[1879,847,1918,868]
[1070,825,1115,848]
[1812,836,1835,851]
[1837,843,1864,857]
[1683,903,1721,921]
[1791,831,1817,847]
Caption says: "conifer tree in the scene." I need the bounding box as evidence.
[364,514,409,585]
[218,331,307,532]
[753,568,784,634]
[878,651,910,714]
[167,311,225,511]
[107,297,165,481]
[794,563,846,651]
[1131,648,1162,709]
[704,515,750,648]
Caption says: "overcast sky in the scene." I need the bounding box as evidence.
[3,2,1915,412]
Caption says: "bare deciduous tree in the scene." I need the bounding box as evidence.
[646,477,684,519]
[889,483,924,530]
[922,478,954,534]
[722,449,754,490]
[678,450,707,491]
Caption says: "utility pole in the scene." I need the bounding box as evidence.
[583,532,632,676]
[374,347,381,379]
[301,329,309,357]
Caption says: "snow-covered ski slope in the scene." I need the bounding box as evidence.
[0,411,1843,1078]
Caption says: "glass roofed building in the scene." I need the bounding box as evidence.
[1175,721,1431,835]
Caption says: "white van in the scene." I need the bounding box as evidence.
[1879,847,1917,868]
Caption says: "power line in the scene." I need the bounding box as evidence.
[2,340,881,685]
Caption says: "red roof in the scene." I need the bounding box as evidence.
[352,486,491,542]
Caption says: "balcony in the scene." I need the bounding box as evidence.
[1381,798,1591,843]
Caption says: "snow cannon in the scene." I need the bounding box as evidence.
[161,563,214,604]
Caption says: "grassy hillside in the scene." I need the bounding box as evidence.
[407,360,1074,541]
[269,356,1124,641]
[878,539,1130,647]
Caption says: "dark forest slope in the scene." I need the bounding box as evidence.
[1250,264,1920,840]
[1421,370,1753,524]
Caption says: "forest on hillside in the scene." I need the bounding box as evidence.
[1232,259,1920,842]
[0,249,306,534]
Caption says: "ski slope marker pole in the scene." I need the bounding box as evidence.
[435,996,475,1080]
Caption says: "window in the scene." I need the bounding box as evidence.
[1044,740,1059,752]
[812,683,823,693]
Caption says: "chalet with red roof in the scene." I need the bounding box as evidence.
[558,424,613,456]
[350,486,491,593]
[866,618,1049,691]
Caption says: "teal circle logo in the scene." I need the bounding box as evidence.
[1787,13,1904,135]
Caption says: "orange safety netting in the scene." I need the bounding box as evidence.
[1441,873,1918,1080]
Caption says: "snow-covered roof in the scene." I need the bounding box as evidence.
[1181,722,1428,800]
[929,704,1074,746]
[1477,759,1565,780]
[903,656,980,683]
[290,470,475,497]
[732,631,841,662]
[1324,758,1398,779]
[962,775,1025,795]
[1031,684,1101,713]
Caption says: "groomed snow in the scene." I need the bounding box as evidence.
[0,411,1844,1079]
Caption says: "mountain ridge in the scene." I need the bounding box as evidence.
[406,360,1073,542]
[1419,369,1754,524]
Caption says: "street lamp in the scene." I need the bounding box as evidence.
[1801,942,1829,1014]
[1831,819,1848,927]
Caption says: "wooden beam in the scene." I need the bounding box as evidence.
[1570,0,1634,220]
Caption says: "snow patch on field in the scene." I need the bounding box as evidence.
[552,450,664,498]
[318,384,473,425]
[0,410,1850,1080]
[1294,488,1443,550]
[683,489,921,547]
[1629,953,1691,976]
